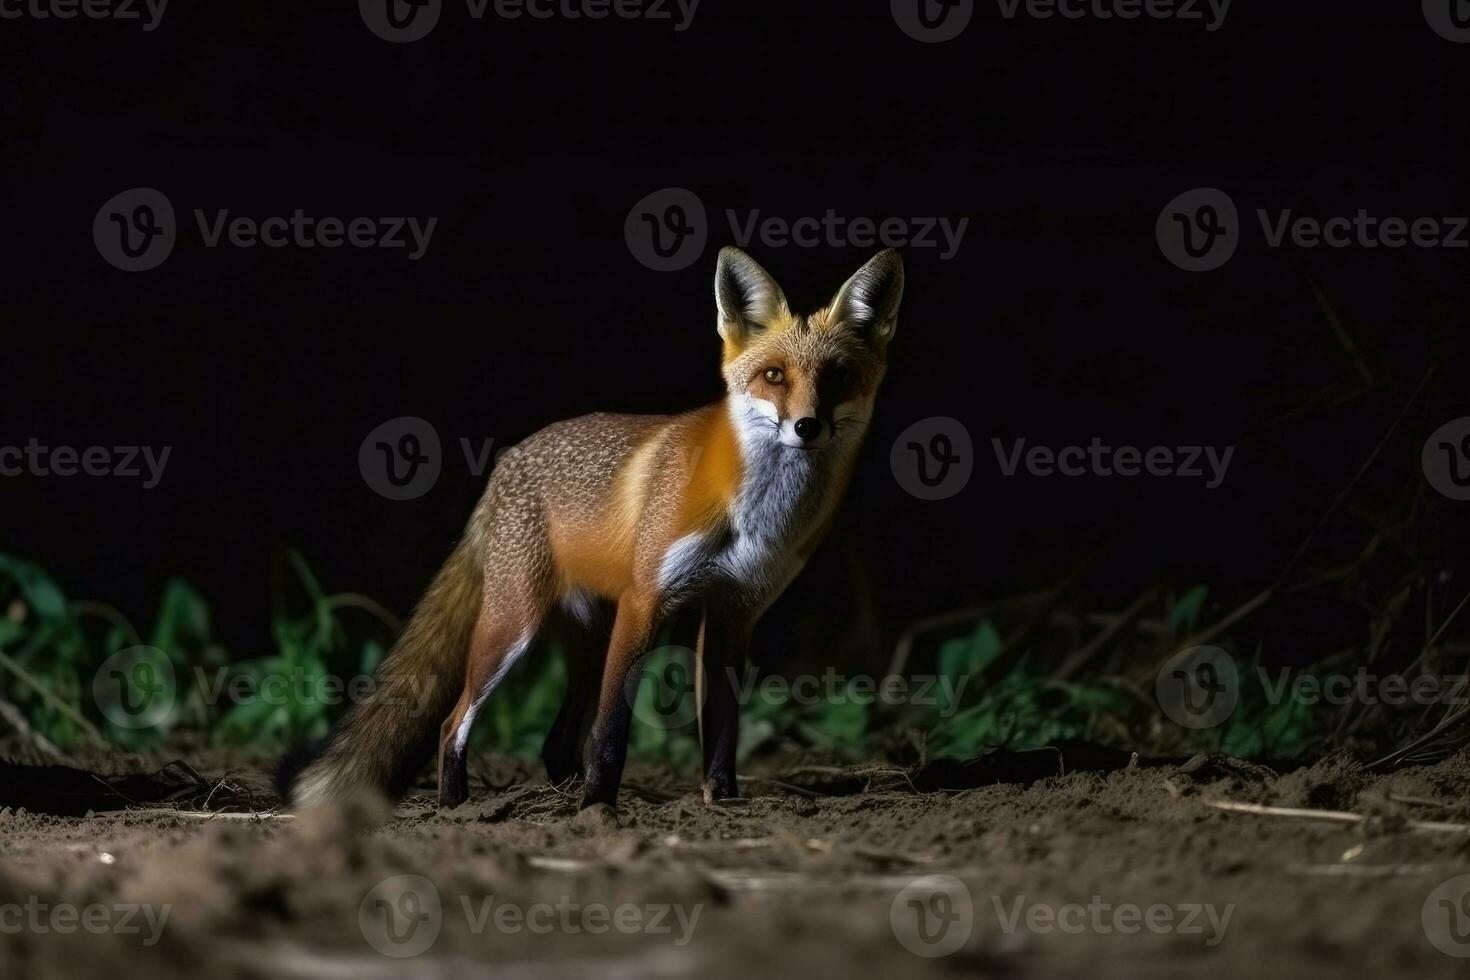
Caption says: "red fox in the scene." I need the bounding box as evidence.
[283,246,904,810]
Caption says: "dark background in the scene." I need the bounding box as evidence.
[2,1,1466,672]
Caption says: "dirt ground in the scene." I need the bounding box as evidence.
[4,743,1470,979]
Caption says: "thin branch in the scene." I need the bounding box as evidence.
[1205,797,1470,834]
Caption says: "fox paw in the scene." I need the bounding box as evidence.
[575,802,619,829]
[438,780,469,809]
[702,781,744,805]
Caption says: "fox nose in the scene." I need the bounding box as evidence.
[794,417,822,442]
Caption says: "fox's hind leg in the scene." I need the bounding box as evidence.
[437,510,555,808]
[541,605,610,786]
[438,609,546,807]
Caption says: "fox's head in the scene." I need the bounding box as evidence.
[716,247,904,455]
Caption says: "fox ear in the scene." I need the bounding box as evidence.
[715,247,789,345]
[828,249,905,342]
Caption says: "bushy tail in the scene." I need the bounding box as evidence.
[282,534,483,808]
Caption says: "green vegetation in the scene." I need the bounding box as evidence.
[0,552,1322,766]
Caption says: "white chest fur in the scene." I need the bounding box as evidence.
[716,436,821,593]
[656,398,831,605]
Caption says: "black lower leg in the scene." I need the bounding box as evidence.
[580,697,632,808]
[543,690,586,785]
[701,661,740,801]
[700,610,748,802]
[439,740,469,807]
[542,616,610,787]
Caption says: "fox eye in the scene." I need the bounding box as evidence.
[763,367,785,385]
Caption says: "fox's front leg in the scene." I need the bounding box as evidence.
[580,594,656,809]
[698,605,752,803]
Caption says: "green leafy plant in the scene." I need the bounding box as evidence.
[914,618,1135,759]
[0,553,1325,769]
[0,551,396,751]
